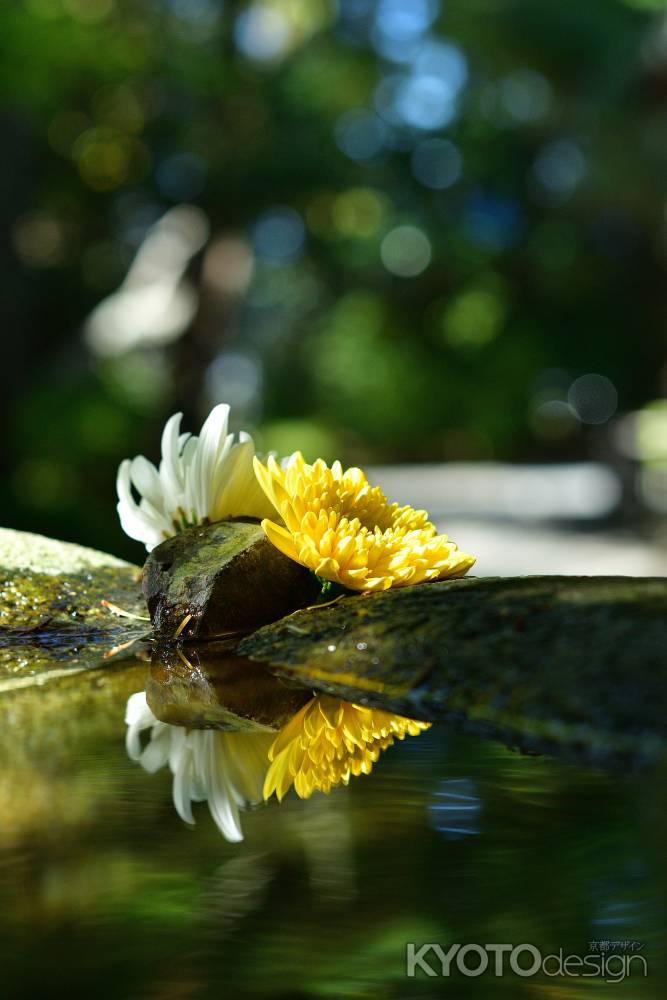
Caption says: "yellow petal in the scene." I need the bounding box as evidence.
[261,518,300,564]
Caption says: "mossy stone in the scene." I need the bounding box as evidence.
[0,528,146,684]
[142,519,320,639]
[239,576,667,766]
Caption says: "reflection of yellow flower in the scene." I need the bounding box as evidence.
[253,452,475,592]
[263,695,431,801]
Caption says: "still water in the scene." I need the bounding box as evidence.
[0,654,665,999]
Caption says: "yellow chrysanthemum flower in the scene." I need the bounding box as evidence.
[263,695,431,801]
[253,452,475,592]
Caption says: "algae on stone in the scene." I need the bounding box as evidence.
[239,576,667,766]
[3,525,667,769]
[0,528,147,684]
[142,519,320,638]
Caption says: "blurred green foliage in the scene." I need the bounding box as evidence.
[0,0,665,557]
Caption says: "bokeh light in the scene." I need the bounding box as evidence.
[334,109,388,161]
[533,139,586,198]
[411,138,462,189]
[1,0,665,557]
[380,225,431,276]
[568,374,618,426]
[332,188,386,238]
[234,5,292,62]
[500,69,552,123]
[252,207,306,264]
[441,280,508,350]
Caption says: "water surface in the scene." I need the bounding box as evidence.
[0,655,664,999]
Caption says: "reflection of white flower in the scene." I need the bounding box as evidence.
[125,692,273,842]
[117,403,275,551]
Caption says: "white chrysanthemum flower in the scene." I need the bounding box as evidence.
[117,403,275,551]
[125,691,273,842]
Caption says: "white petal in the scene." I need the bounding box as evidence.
[167,726,189,774]
[172,750,197,825]
[125,691,155,727]
[190,404,231,520]
[116,461,166,550]
[125,691,157,759]
[117,403,276,547]
[198,403,230,456]
[159,411,186,502]
[128,456,163,510]
[206,735,244,842]
[139,725,172,773]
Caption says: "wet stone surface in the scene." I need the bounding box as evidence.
[239,575,667,767]
[0,528,146,682]
[2,527,667,769]
[142,520,320,639]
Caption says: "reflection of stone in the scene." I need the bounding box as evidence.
[125,692,273,842]
[147,643,310,731]
[126,683,432,836]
